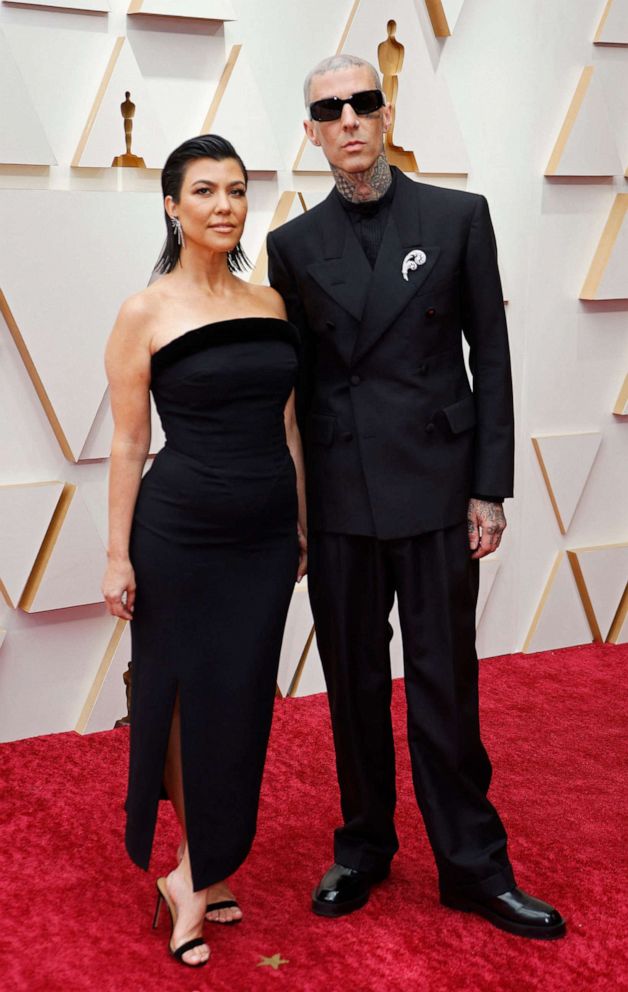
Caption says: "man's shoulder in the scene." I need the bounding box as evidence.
[401,173,483,214]
[268,194,332,249]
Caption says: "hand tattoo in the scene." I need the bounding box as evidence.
[467,499,507,558]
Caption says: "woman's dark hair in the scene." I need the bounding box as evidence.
[154,134,252,275]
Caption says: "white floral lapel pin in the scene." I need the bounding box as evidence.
[402,249,427,281]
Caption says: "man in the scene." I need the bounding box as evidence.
[267,54,564,939]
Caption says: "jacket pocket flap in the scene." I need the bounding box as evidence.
[442,394,476,434]
[308,414,335,446]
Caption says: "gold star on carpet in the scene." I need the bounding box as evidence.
[258,953,289,970]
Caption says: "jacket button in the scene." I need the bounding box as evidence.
[425,422,435,434]
[350,374,361,386]
[341,432,353,442]
[425,307,436,318]
[326,320,336,329]
[418,363,428,374]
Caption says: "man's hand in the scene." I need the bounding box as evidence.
[467,499,506,559]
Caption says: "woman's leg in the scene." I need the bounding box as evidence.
[169,697,243,925]
[162,693,210,965]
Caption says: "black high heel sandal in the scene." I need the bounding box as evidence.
[152,877,210,968]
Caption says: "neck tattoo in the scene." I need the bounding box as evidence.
[333,154,392,204]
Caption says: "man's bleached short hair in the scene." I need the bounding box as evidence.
[303,54,383,110]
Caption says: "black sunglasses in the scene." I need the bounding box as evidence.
[309,88,385,122]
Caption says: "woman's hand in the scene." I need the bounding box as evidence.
[102,558,136,620]
[296,522,308,582]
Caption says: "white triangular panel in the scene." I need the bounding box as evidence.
[76,620,131,734]
[425,0,465,36]
[4,27,117,167]
[205,48,283,171]
[523,553,592,654]
[532,433,602,534]
[4,0,109,8]
[74,38,169,168]
[571,545,628,640]
[0,482,63,607]
[545,67,621,177]
[0,30,56,166]
[477,558,501,626]
[79,388,166,461]
[296,0,469,174]
[128,0,235,17]
[1,189,164,461]
[388,597,404,679]
[251,191,307,285]
[593,200,628,300]
[595,0,628,44]
[26,489,106,612]
[277,581,316,697]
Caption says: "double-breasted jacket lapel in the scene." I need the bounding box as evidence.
[304,172,442,367]
[305,193,372,365]
[352,174,440,365]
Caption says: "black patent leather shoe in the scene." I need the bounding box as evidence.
[441,886,566,939]
[312,863,390,918]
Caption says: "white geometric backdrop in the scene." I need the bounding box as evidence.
[0,0,626,743]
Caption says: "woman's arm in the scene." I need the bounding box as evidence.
[284,388,307,581]
[101,296,152,619]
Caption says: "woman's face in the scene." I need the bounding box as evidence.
[166,156,248,257]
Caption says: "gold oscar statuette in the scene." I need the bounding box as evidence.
[378,20,418,172]
[112,90,146,168]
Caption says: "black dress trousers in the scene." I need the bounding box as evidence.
[308,521,516,899]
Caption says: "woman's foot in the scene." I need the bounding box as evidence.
[205,881,243,924]
[165,867,210,966]
[176,841,242,925]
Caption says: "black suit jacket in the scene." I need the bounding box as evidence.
[267,169,514,540]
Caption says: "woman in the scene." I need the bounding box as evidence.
[102,134,306,968]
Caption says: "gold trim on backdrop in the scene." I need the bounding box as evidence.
[607,583,628,643]
[0,290,75,460]
[522,552,562,653]
[75,617,127,734]
[250,191,307,285]
[0,580,12,610]
[287,624,316,697]
[19,483,75,612]
[72,36,125,168]
[531,437,567,534]
[0,481,65,607]
[545,66,594,176]
[580,193,628,299]
[613,373,628,415]
[201,44,242,134]
[566,550,603,642]
[594,0,613,42]
[424,0,451,37]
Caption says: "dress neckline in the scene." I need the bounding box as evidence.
[150,316,291,362]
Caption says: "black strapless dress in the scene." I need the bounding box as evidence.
[125,317,299,890]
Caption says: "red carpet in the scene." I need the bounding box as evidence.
[2,643,627,992]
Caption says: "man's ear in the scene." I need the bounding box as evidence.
[382,102,393,133]
[303,119,321,147]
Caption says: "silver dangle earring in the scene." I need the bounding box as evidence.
[171,215,185,248]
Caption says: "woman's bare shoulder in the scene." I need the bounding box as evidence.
[245,282,287,319]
